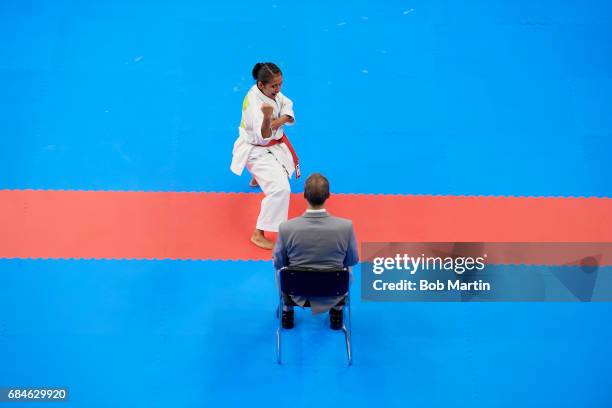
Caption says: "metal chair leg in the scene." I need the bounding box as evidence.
[276,327,281,364]
[276,294,283,364]
[342,293,353,366]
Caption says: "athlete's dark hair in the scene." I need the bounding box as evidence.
[304,173,330,207]
[252,62,282,84]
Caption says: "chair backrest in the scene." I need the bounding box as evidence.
[280,266,349,297]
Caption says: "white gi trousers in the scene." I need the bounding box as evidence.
[246,146,291,232]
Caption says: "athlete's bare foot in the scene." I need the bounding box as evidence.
[251,230,274,250]
[249,177,259,187]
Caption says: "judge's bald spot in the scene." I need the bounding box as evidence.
[304,173,330,207]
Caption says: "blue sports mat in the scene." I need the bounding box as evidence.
[1,0,610,195]
[1,259,611,407]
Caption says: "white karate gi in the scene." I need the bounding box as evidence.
[230,85,296,232]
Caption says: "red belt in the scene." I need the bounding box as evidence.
[256,132,301,178]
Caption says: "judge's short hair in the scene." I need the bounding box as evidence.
[304,173,330,206]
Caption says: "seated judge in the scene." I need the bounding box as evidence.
[273,173,359,330]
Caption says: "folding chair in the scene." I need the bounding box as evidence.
[276,266,352,365]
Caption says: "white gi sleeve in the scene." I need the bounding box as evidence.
[243,95,269,145]
[279,94,295,126]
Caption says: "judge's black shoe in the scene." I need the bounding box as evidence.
[282,310,294,329]
[329,308,343,330]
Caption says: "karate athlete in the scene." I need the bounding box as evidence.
[230,62,300,250]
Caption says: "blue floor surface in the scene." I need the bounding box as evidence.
[1,259,611,407]
[1,0,611,195]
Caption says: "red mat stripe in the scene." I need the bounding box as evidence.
[0,190,610,261]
